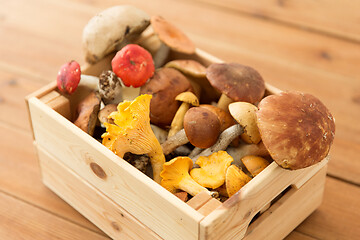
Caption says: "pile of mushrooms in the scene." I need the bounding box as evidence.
[56,5,336,203]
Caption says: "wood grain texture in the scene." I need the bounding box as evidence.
[0,191,108,240]
[193,0,360,42]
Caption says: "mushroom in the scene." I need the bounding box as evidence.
[56,60,81,95]
[225,165,252,198]
[161,107,221,154]
[229,102,261,144]
[190,151,233,189]
[98,103,117,126]
[82,5,150,63]
[165,60,220,103]
[98,70,123,105]
[160,157,210,196]
[101,94,165,183]
[168,92,199,137]
[139,67,193,127]
[241,155,270,177]
[206,63,265,111]
[256,91,335,170]
[111,44,155,88]
[73,91,101,136]
[226,141,270,166]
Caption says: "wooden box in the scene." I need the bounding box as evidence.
[26,49,328,240]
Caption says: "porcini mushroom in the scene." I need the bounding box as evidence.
[229,102,261,144]
[227,141,270,166]
[206,63,265,111]
[168,92,199,137]
[82,5,150,63]
[111,44,155,88]
[102,94,165,183]
[74,91,101,136]
[140,67,193,127]
[190,151,233,189]
[256,91,335,170]
[98,70,123,105]
[160,157,210,196]
[241,155,270,177]
[225,165,252,198]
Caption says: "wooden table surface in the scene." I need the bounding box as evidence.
[1,0,359,239]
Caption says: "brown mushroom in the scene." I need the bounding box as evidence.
[206,63,265,111]
[256,91,335,170]
[98,103,117,126]
[74,91,101,136]
[139,68,193,127]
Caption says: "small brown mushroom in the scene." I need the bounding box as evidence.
[140,68,193,127]
[168,92,199,137]
[206,63,265,111]
[74,91,101,136]
[256,91,335,170]
[98,103,117,126]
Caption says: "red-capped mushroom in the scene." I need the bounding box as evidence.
[56,60,81,95]
[111,44,155,88]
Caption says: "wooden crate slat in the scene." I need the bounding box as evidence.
[36,143,162,240]
[27,97,203,240]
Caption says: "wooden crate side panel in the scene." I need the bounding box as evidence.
[199,159,328,240]
[36,144,162,240]
[243,166,327,240]
[28,97,203,240]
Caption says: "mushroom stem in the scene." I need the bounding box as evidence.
[188,147,202,158]
[217,94,233,111]
[227,141,269,166]
[180,176,211,196]
[191,124,244,162]
[161,129,189,155]
[168,102,190,137]
[148,150,167,184]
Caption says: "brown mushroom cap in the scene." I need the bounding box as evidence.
[199,104,236,132]
[257,91,335,170]
[151,15,195,54]
[206,63,265,104]
[140,68,193,127]
[183,107,221,148]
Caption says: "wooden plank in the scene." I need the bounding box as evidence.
[197,199,222,217]
[295,177,360,240]
[28,97,203,240]
[0,191,108,240]
[243,166,327,240]
[37,144,161,240]
[0,122,105,235]
[285,231,317,240]
[199,159,328,240]
[192,0,360,42]
[187,191,213,210]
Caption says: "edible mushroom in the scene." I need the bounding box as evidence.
[168,92,199,137]
[206,63,265,111]
[241,155,270,177]
[102,94,165,183]
[98,70,123,104]
[160,157,210,196]
[98,103,117,126]
[190,151,233,189]
[82,5,150,63]
[225,165,252,198]
[140,67,193,127]
[256,91,335,170]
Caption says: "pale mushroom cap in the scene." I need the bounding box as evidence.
[229,102,261,144]
[225,165,252,197]
[175,92,199,106]
[82,5,150,63]
[206,63,265,104]
[151,15,195,54]
[165,59,207,78]
[257,91,336,170]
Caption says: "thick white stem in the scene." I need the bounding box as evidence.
[161,129,189,155]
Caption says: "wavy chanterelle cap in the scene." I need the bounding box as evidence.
[256,91,335,170]
[102,94,165,183]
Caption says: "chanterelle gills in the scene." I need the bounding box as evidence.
[101,94,165,183]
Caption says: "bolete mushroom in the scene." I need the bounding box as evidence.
[168,92,199,137]
[74,91,101,136]
[225,165,252,198]
[139,67,193,127]
[190,151,233,189]
[206,63,265,111]
[241,155,270,177]
[160,157,210,196]
[256,91,335,170]
[98,70,123,105]
[82,5,150,63]
[102,94,165,183]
